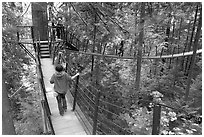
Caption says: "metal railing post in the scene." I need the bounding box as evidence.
[65,62,68,73]
[31,26,36,52]
[43,100,55,135]
[42,100,55,135]
[152,105,161,135]
[72,75,79,111]
[17,31,20,42]
[52,46,56,65]
[92,91,100,135]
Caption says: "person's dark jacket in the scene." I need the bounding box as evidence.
[50,71,71,94]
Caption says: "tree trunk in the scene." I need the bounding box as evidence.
[132,4,138,77]
[31,2,48,40]
[148,2,153,17]
[172,18,175,38]
[188,5,199,52]
[2,73,16,135]
[178,18,183,40]
[95,42,102,85]
[165,13,171,41]
[181,20,191,71]
[135,3,145,91]
[185,5,199,74]
[185,5,201,101]
[91,13,97,80]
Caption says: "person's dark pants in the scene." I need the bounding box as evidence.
[56,92,67,115]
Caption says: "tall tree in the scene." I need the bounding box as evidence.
[185,4,199,74]
[31,2,48,40]
[185,4,202,101]
[135,2,145,91]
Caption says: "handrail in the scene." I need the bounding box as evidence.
[19,43,37,62]
[35,41,55,135]
[66,48,202,60]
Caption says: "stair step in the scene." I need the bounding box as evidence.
[41,53,50,56]
[40,48,49,51]
[40,42,48,45]
[41,51,50,54]
[40,52,50,58]
[39,41,49,44]
[41,55,50,58]
[40,45,49,48]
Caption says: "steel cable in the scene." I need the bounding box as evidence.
[77,86,96,106]
[97,112,132,134]
[97,119,119,135]
[76,94,94,123]
[99,99,131,112]
[78,82,96,98]
[98,106,121,117]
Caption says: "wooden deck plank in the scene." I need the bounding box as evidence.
[41,58,87,135]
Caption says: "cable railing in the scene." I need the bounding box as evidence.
[59,55,147,134]
[52,49,154,134]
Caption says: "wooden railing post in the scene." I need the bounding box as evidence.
[152,105,161,135]
[92,91,100,135]
[72,75,79,111]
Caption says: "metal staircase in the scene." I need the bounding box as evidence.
[39,41,50,58]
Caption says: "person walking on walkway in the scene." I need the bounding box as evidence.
[50,64,79,116]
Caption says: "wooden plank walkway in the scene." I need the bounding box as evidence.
[41,58,87,135]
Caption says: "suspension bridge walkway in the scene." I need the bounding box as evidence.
[41,58,87,135]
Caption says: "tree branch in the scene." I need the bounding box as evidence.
[89,3,110,33]
[96,3,130,35]
[70,3,88,26]
[18,3,31,18]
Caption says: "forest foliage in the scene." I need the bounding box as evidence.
[2,2,43,134]
[2,2,202,135]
